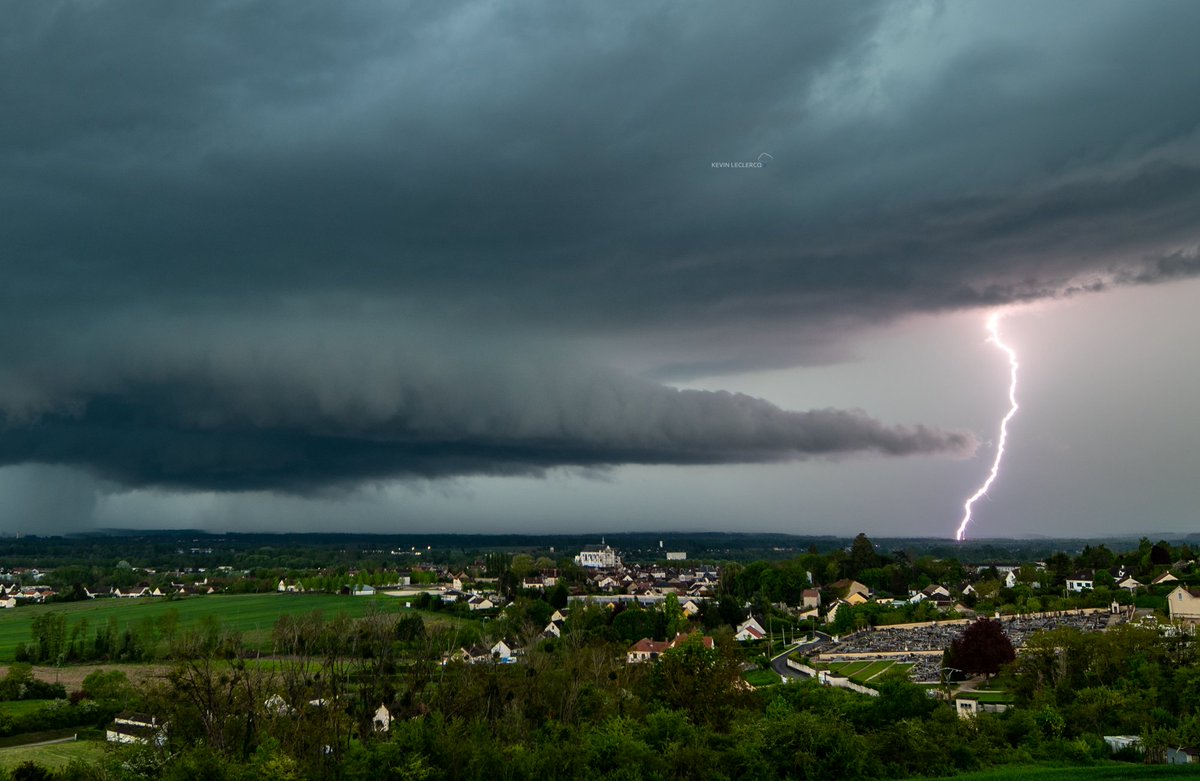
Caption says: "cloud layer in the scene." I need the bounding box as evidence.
[2,2,1199,494]
[0,328,973,490]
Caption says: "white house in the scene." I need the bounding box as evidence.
[1152,571,1180,586]
[1065,576,1094,593]
[372,704,392,733]
[106,713,165,745]
[1167,586,1200,623]
[735,616,768,642]
[467,595,495,611]
[1116,576,1143,592]
[490,639,519,662]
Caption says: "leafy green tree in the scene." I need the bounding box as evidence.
[848,533,881,578]
[548,582,569,609]
[663,593,685,638]
[81,669,134,707]
[647,633,747,728]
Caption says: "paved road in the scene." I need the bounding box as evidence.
[768,632,833,681]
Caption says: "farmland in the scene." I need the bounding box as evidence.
[0,593,459,662]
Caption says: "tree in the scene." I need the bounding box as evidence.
[848,533,880,578]
[943,619,1015,679]
[663,594,685,638]
[548,582,569,610]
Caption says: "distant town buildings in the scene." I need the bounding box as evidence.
[575,543,622,569]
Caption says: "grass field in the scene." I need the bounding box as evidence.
[825,659,913,685]
[919,764,1200,780]
[743,669,783,688]
[0,594,464,662]
[0,700,57,717]
[0,739,105,770]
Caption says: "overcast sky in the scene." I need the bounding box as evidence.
[2,1,1197,538]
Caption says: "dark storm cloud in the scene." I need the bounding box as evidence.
[2,1,1199,491]
[0,336,973,490]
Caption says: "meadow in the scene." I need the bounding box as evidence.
[0,593,461,662]
[0,739,105,771]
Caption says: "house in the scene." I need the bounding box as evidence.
[353,585,376,596]
[627,638,670,663]
[113,587,149,599]
[829,579,870,599]
[1004,571,1018,589]
[921,584,952,600]
[449,645,493,664]
[955,698,1010,718]
[1168,746,1200,765]
[801,589,821,610]
[1065,575,1094,593]
[844,591,869,606]
[490,639,519,662]
[1104,735,1141,754]
[1167,586,1200,623]
[825,602,842,624]
[0,598,13,610]
[735,616,767,642]
[626,632,714,663]
[735,624,766,642]
[467,595,495,611]
[372,704,392,733]
[264,694,293,716]
[680,598,702,617]
[543,619,565,638]
[106,712,165,745]
[1116,576,1143,592]
[1152,571,1180,586]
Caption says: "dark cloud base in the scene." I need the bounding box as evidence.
[0,393,973,492]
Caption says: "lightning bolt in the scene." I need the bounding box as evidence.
[955,313,1019,541]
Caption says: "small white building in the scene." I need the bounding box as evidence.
[1066,576,1094,592]
[106,713,165,745]
[373,704,392,733]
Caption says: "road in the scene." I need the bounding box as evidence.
[768,631,833,681]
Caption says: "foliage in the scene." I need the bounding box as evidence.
[945,619,1016,678]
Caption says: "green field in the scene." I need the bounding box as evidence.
[920,764,1200,780]
[825,659,913,685]
[0,700,57,717]
[743,669,783,688]
[0,594,459,661]
[0,739,105,770]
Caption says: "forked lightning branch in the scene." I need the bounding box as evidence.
[956,314,1020,541]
